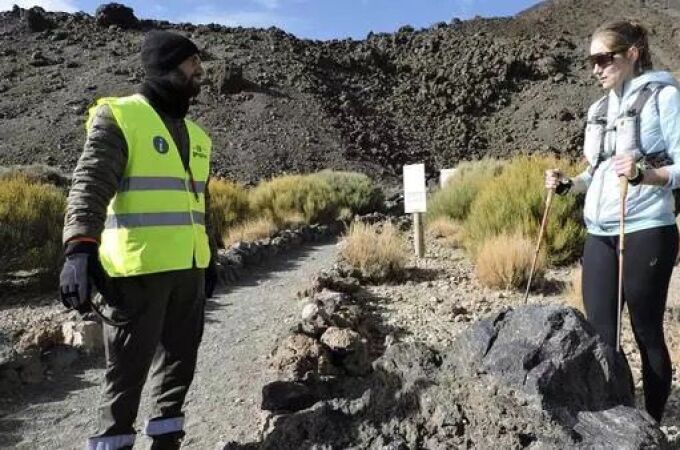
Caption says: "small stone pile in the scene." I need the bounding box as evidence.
[0,317,102,388]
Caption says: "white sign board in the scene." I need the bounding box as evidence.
[440,168,457,188]
[403,163,426,213]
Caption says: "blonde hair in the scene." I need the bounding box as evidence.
[593,19,653,74]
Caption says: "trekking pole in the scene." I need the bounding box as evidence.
[616,176,628,354]
[524,188,555,304]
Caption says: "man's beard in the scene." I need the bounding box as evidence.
[167,69,201,98]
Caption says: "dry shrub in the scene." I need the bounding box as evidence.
[249,174,336,225]
[223,217,279,247]
[208,178,250,247]
[280,211,307,230]
[0,173,66,274]
[312,170,384,217]
[427,158,505,222]
[475,232,545,290]
[426,216,463,248]
[565,265,584,313]
[341,221,408,281]
[465,155,584,266]
[0,164,70,188]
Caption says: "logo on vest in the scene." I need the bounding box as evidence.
[192,145,208,159]
[153,136,169,155]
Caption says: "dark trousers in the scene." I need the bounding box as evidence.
[582,225,677,422]
[96,268,205,436]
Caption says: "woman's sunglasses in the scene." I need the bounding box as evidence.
[587,52,618,69]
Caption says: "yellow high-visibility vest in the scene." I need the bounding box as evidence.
[87,94,212,277]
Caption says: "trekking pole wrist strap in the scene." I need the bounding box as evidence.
[628,164,644,186]
[555,178,573,195]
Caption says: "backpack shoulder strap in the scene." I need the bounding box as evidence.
[628,82,665,116]
[589,94,609,123]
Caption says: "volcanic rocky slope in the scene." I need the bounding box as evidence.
[0,0,679,183]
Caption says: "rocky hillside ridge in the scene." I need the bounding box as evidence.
[0,1,679,184]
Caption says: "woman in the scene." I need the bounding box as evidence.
[545,19,680,422]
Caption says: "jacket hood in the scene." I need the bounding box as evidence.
[619,70,680,99]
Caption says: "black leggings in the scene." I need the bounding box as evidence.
[582,225,678,422]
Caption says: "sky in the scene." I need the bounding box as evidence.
[0,0,543,40]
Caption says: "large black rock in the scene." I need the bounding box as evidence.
[232,305,666,449]
[95,3,139,29]
[443,304,635,413]
[23,7,52,32]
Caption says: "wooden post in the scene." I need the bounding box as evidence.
[414,212,425,258]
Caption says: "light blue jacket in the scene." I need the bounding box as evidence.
[576,71,680,236]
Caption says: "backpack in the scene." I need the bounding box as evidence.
[590,82,680,214]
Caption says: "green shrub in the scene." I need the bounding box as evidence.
[0,174,66,274]
[207,178,251,247]
[312,170,384,217]
[464,155,584,266]
[427,159,505,221]
[249,174,336,225]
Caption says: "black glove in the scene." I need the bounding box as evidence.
[59,241,99,314]
[205,259,218,299]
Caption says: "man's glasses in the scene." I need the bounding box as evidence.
[587,52,618,69]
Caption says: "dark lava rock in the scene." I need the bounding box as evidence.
[23,7,52,32]
[2,0,680,185]
[443,304,634,412]
[244,305,667,449]
[215,62,248,95]
[95,3,139,29]
[261,380,317,412]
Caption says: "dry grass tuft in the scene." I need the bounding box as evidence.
[223,217,279,247]
[565,265,584,314]
[280,211,307,230]
[0,173,65,275]
[341,221,409,281]
[475,232,544,290]
[208,178,251,247]
[426,217,463,248]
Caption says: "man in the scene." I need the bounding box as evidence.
[59,30,217,450]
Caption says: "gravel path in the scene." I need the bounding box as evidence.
[0,240,339,450]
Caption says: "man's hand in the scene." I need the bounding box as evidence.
[205,259,219,299]
[59,241,98,314]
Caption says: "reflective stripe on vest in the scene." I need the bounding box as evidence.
[105,211,206,228]
[118,176,207,194]
[90,94,212,277]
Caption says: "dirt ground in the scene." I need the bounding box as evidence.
[0,241,339,449]
[1,234,679,448]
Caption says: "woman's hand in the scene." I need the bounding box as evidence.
[545,169,563,190]
[612,154,637,179]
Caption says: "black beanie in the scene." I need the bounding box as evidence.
[141,30,199,76]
